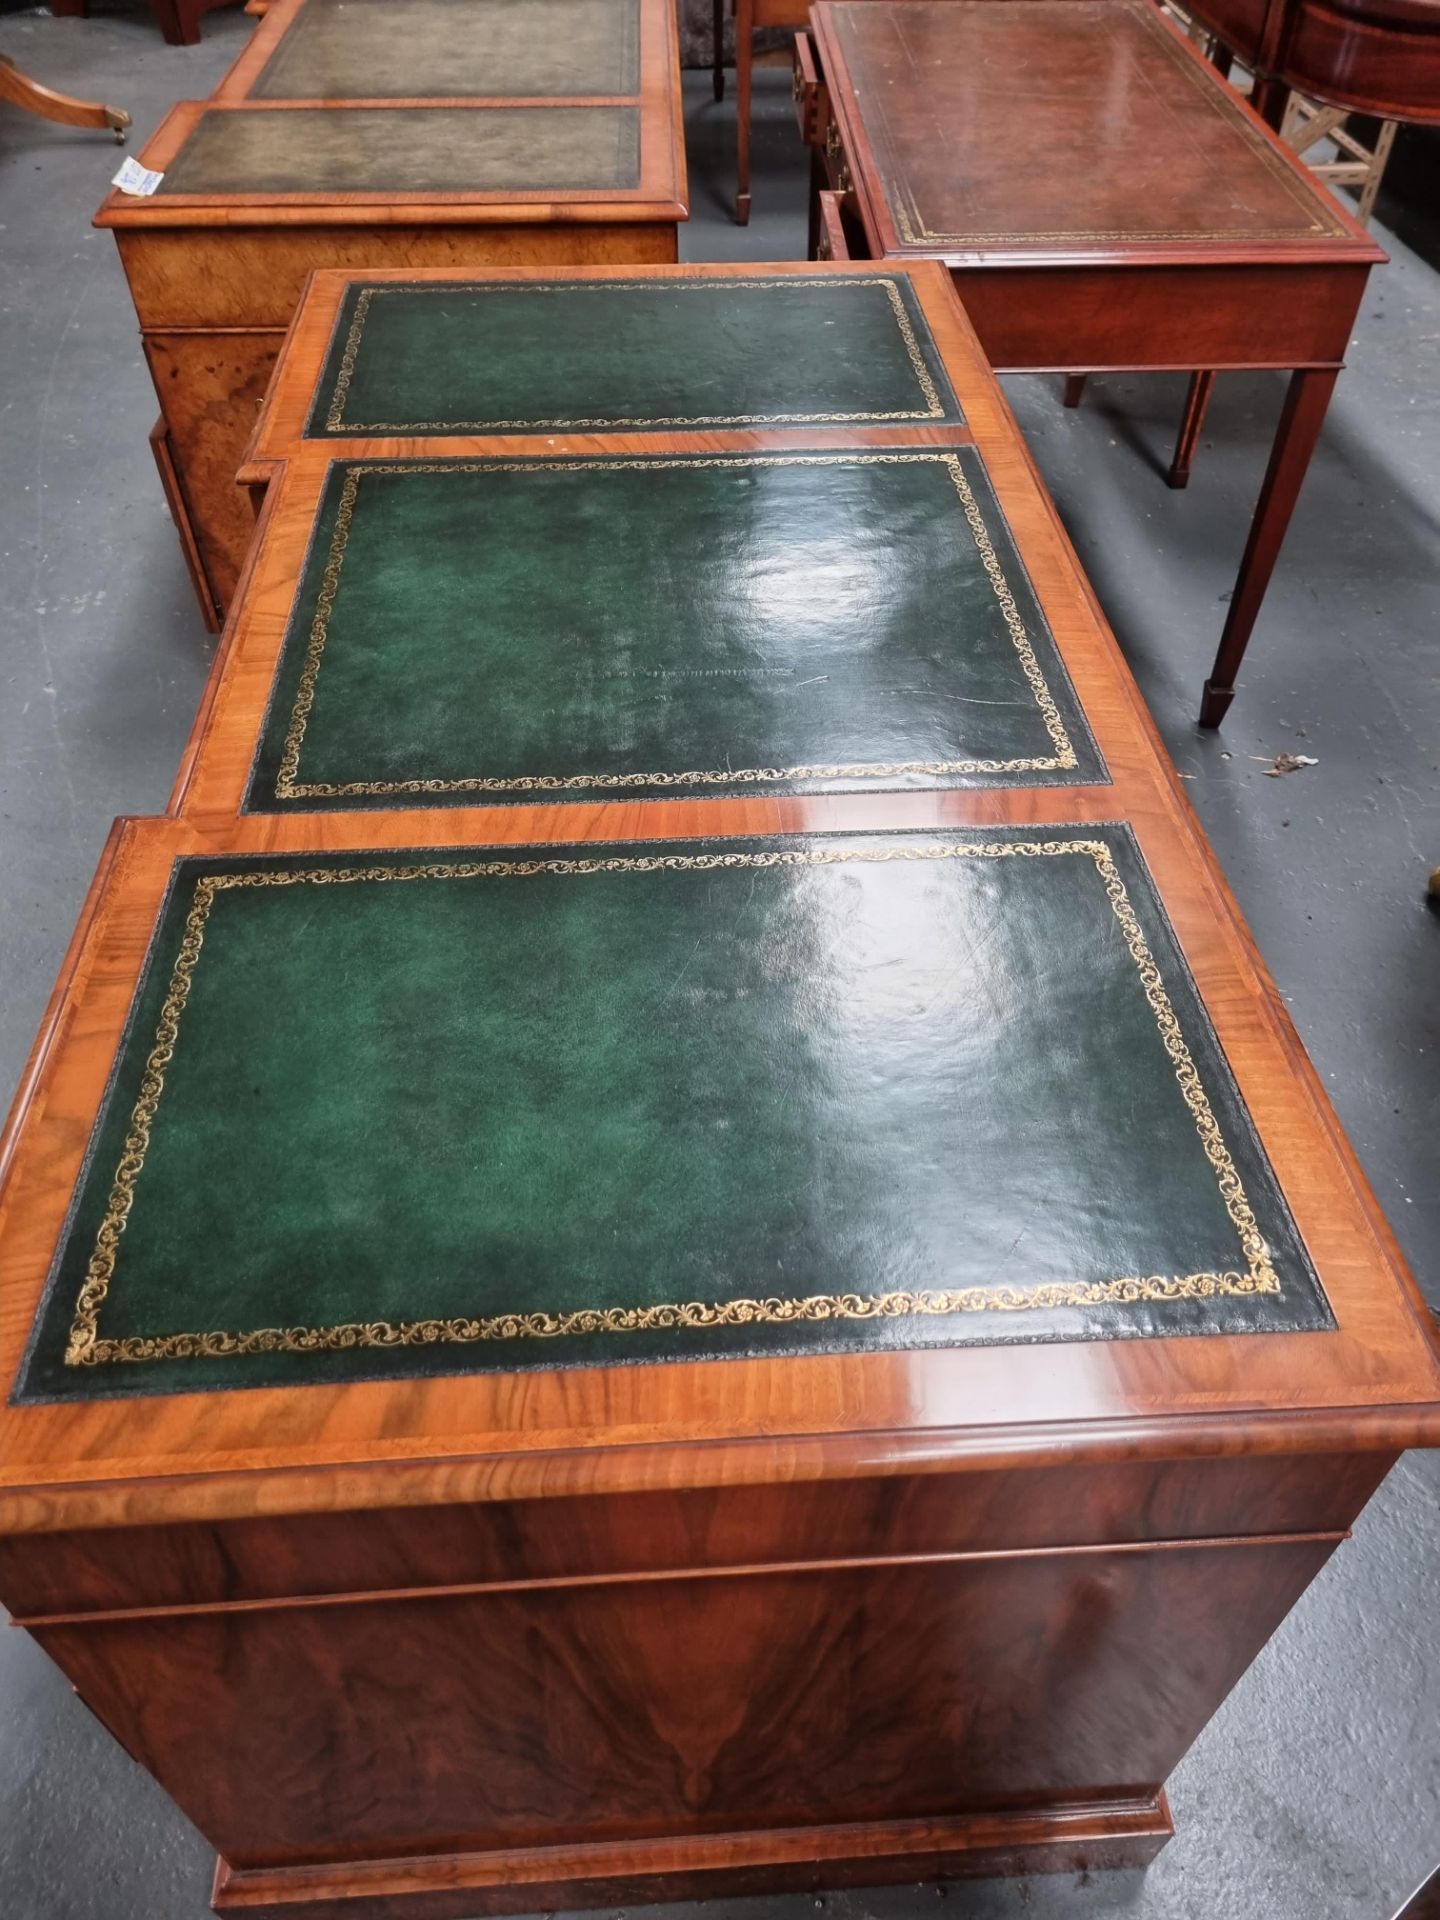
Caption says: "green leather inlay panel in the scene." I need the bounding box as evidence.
[18,829,1330,1403]
[307,276,963,434]
[249,0,641,102]
[244,451,1102,809]
[158,106,640,198]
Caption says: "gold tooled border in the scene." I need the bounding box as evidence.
[64,838,1280,1370]
[846,2,1348,249]
[272,452,1079,801]
[321,277,950,433]
[252,0,643,109]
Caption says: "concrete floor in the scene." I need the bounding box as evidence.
[1,8,1437,1917]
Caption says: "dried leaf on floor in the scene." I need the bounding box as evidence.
[1264,752,1319,777]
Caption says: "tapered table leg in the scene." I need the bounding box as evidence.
[713,0,725,100]
[1063,374,1089,408]
[1170,370,1216,489]
[0,53,130,140]
[735,0,753,223]
[1200,365,1339,727]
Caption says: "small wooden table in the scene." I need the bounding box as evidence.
[2,262,1437,1920]
[800,0,1385,725]
[94,0,687,631]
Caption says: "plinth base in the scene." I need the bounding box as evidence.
[213,1795,1172,1919]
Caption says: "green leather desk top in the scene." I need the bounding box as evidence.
[308,274,964,436]
[248,0,641,102]
[18,828,1329,1404]
[245,450,1100,809]
[158,105,640,198]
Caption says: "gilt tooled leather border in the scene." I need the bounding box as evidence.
[843,1,1350,249]
[250,0,643,105]
[58,834,1302,1377]
[247,450,1097,807]
[311,276,962,435]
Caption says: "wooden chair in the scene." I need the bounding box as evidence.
[0,52,128,140]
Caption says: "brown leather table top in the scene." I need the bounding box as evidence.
[817,0,1374,261]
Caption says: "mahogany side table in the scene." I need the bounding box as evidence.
[800,0,1385,725]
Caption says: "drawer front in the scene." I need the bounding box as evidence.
[823,114,854,194]
[816,189,852,262]
[0,1452,1392,1620]
[116,223,679,331]
[793,30,829,147]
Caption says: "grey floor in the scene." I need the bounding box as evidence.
[0,9,1437,1918]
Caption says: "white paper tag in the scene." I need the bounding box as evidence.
[112,157,164,197]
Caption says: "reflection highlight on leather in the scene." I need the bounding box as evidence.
[19,830,1329,1404]
[247,452,1102,810]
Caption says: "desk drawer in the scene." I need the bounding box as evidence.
[793,30,829,146]
[0,1451,1392,1621]
[816,189,854,261]
[823,113,853,194]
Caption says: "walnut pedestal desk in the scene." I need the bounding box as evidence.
[798,0,1386,725]
[92,0,687,634]
[3,262,1439,1920]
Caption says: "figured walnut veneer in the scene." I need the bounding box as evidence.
[3,260,1438,1919]
[94,0,687,626]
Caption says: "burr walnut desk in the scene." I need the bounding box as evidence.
[3,261,1439,1920]
[93,0,687,632]
[799,0,1385,726]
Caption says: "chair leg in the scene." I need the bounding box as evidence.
[0,53,130,141]
[1355,118,1398,225]
[1250,75,1289,130]
[1062,375,1089,408]
[713,0,725,101]
[734,0,753,223]
[1169,371,1216,490]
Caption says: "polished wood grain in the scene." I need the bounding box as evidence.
[1393,1863,1440,1920]
[2,259,1437,1917]
[208,1803,1174,1918]
[0,1451,1395,1621]
[36,1540,1332,1865]
[805,0,1384,724]
[93,0,687,624]
[1188,0,1440,128]
[0,51,130,139]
